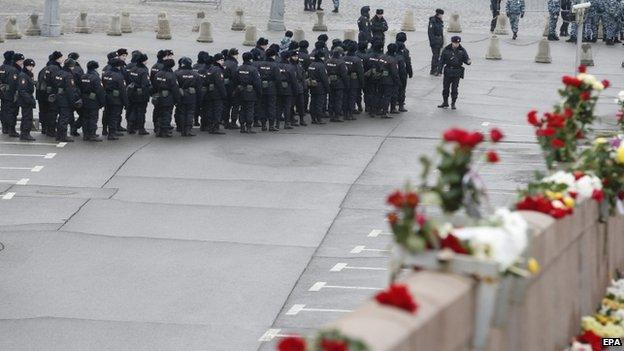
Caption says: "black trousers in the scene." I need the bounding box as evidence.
[310,93,326,119]
[20,106,33,134]
[560,21,570,36]
[83,108,99,137]
[73,108,85,132]
[260,94,277,123]
[206,99,223,129]
[381,84,397,113]
[106,104,123,134]
[239,100,255,126]
[398,80,407,107]
[294,93,305,119]
[128,101,148,131]
[329,88,343,117]
[442,75,460,102]
[276,95,292,124]
[223,95,239,125]
[37,99,49,130]
[158,105,174,130]
[177,103,196,129]
[152,105,161,133]
[56,106,73,138]
[430,46,441,74]
[48,105,59,134]
[490,9,500,32]
[0,100,18,128]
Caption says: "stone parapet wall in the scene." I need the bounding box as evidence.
[328,201,624,351]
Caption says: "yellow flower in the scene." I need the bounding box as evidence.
[594,137,608,145]
[563,197,575,208]
[616,146,624,164]
[527,258,540,274]
[545,190,562,200]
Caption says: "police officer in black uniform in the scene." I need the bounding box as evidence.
[234,52,262,134]
[363,40,383,117]
[150,49,174,136]
[490,0,502,33]
[290,50,307,127]
[428,9,444,76]
[358,6,372,44]
[379,44,400,118]
[276,51,298,130]
[326,47,349,122]
[298,40,312,115]
[395,42,409,113]
[192,51,211,129]
[344,42,365,119]
[17,58,37,141]
[355,42,368,113]
[126,53,151,135]
[0,51,21,137]
[250,38,269,62]
[36,51,63,137]
[223,48,240,129]
[205,53,227,135]
[152,58,180,138]
[438,36,471,110]
[307,51,330,125]
[53,58,82,142]
[255,48,281,132]
[78,61,105,141]
[68,52,84,137]
[175,57,201,137]
[371,9,388,45]
[102,58,128,140]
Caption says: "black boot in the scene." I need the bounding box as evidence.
[8,127,19,137]
[548,34,559,41]
[185,127,196,136]
[247,124,256,134]
[20,132,35,141]
[566,36,577,43]
[240,124,248,133]
[438,99,449,108]
[399,105,408,112]
[451,99,457,110]
[1,125,7,134]
[261,121,268,131]
[512,32,517,40]
[299,116,307,126]
[332,6,338,13]
[283,121,293,129]
[138,129,150,135]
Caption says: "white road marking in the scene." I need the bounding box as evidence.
[0,152,55,158]
[1,192,15,200]
[309,281,382,292]
[258,329,299,342]
[0,141,66,147]
[368,229,391,237]
[350,245,390,254]
[481,122,490,127]
[16,178,29,185]
[285,304,352,316]
[31,166,44,172]
[330,263,387,272]
[0,166,43,172]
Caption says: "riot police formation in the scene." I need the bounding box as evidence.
[562,0,624,44]
[1,31,422,142]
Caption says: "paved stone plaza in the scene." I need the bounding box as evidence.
[0,5,623,350]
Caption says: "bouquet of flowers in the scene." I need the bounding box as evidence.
[615,90,624,131]
[516,171,603,219]
[566,277,624,351]
[578,136,624,215]
[419,127,503,215]
[374,283,419,313]
[560,65,609,130]
[277,330,369,351]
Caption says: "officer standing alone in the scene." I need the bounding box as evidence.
[548,0,561,41]
[428,9,444,76]
[437,36,471,110]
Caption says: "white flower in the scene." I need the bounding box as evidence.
[552,200,566,209]
[573,175,603,200]
[452,208,528,271]
[437,223,454,239]
[618,90,624,102]
[592,81,604,91]
[543,171,575,188]
[568,341,593,351]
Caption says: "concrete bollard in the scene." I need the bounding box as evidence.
[242,25,257,46]
[75,12,91,33]
[231,9,246,31]
[156,18,172,40]
[534,38,552,63]
[106,15,122,36]
[494,14,509,35]
[293,28,305,42]
[485,35,502,60]
[196,21,213,42]
[155,12,167,32]
[447,13,462,33]
[26,13,41,36]
[121,11,132,33]
[343,29,357,41]
[312,10,327,31]
[5,17,22,40]
[192,11,205,32]
[400,10,415,31]
[580,43,594,66]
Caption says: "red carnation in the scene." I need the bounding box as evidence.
[592,189,604,202]
[406,192,419,208]
[375,283,419,313]
[416,213,427,227]
[486,150,500,163]
[387,190,405,208]
[562,75,582,87]
[546,113,565,128]
[516,196,537,211]
[576,130,584,139]
[278,336,307,351]
[443,128,468,143]
[440,233,469,254]
[489,128,504,143]
[563,108,574,118]
[578,64,587,73]
[578,330,602,351]
[534,196,554,214]
[580,91,591,101]
[572,171,585,180]
[569,191,578,199]
[460,132,484,148]
[551,138,565,149]
[320,339,348,351]
[527,110,540,126]
[536,128,556,137]
[618,191,624,200]
[602,79,610,89]
[387,212,398,225]
[550,208,569,219]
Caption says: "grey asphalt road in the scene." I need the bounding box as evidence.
[0,26,622,351]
